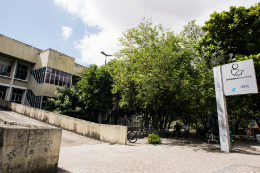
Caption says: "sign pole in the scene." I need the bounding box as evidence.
[213,66,231,152]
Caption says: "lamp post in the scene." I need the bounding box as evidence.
[101,51,112,65]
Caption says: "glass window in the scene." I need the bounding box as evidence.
[47,67,52,73]
[15,63,28,80]
[50,74,55,84]
[67,74,72,80]
[59,77,63,86]
[43,67,72,88]
[52,69,56,75]
[21,65,27,70]
[45,73,50,83]
[55,75,59,86]
[63,77,67,86]
[11,88,23,104]
[67,79,71,87]
[11,94,16,101]
[0,63,11,77]
[0,86,7,100]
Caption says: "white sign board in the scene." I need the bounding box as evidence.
[221,59,258,96]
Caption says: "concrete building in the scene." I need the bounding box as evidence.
[0,34,84,109]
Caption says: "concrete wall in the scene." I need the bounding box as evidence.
[48,49,75,75]
[32,49,49,70]
[27,73,63,98]
[13,79,27,88]
[0,76,11,85]
[74,63,86,76]
[0,34,42,63]
[0,118,62,173]
[0,100,128,145]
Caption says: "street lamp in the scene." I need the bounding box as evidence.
[101,51,112,65]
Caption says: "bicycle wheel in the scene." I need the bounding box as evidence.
[127,131,137,143]
[138,131,144,138]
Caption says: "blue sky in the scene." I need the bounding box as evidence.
[0,0,257,66]
[0,0,96,66]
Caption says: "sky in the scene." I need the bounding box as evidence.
[0,0,258,67]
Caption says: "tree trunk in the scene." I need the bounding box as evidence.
[234,116,241,134]
[167,120,172,130]
[160,116,164,130]
[105,114,112,124]
[163,114,168,130]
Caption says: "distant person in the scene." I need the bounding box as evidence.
[173,122,181,137]
[184,123,190,138]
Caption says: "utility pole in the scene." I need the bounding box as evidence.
[101,51,112,65]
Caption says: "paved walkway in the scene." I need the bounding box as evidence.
[1,107,260,173]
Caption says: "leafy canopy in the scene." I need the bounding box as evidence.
[198,3,260,66]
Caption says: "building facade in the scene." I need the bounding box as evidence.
[0,34,84,109]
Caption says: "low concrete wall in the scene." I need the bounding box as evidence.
[0,100,128,145]
[0,124,62,173]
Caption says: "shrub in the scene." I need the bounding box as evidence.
[147,133,162,144]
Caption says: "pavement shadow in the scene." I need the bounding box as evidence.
[161,137,260,155]
[56,167,72,173]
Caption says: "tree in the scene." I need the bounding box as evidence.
[44,86,88,120]
[198,3,260,67]
[77,64,114,123]
[113,18,198,128]
[178,20,217,128]
[197,3,260,132]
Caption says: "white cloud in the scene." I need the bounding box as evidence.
[61,26,73,40]
[54,0,257,66]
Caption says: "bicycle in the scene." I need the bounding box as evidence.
[148,126,159,135]
[127,127,138,143]
[158,128,170,138]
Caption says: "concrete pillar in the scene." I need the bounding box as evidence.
[4,87,11,101]
[6,60,17,101]
[21,90,26,105]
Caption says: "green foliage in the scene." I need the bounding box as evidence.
[113,18,203,127]
[147,133,162,144]
[77,64,114,123]
[44,86,88,120]
[198,3,260,67]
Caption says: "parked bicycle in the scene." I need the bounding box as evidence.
[158,128,170,138]
[127,129,138,143]
[127,126,144,143]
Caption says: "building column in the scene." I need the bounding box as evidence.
[6,60,17,101]
[4,87,11,101]
[21,89,26,105]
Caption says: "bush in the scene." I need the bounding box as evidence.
[147,133,162,144]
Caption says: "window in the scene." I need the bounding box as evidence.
[15,63,28,80]
[44,67,72,87]
[26,89,42,108]
[11,88,24,104]
[0,63,11,77]
[30,67,46,83]
[0,86,7,100]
